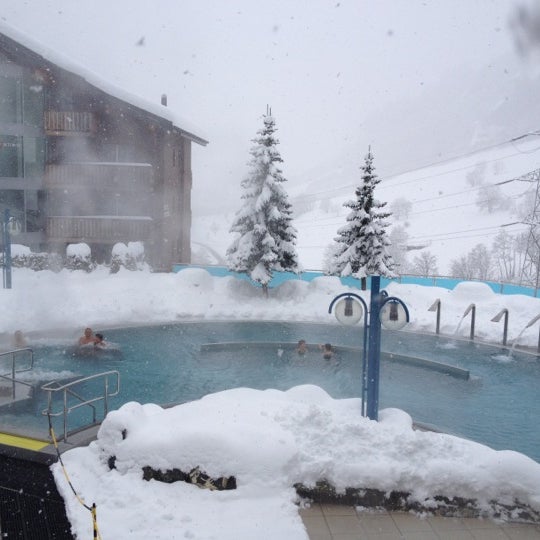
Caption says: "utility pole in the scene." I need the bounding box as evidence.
[518,169,540,294]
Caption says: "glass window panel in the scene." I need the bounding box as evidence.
[0,136,23,177]
[0,190,24,231]
[25,190,42,232]
[23,137,44,178]
[26,209,40,232]
[26,189,38,210]
[23,72,44,127]
[25,190,44,232]
[0,75,21,123]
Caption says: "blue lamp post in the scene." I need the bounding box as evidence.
[2,209,13,289]
[328,275,410,420]
[2,209,21,289]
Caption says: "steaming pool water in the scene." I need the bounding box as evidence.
[1,320,539,463]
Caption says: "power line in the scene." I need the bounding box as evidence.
[300,133,540,201]
[298,227,527,250]
[407,194,522,217]
[380,133,540,182]
[379,149,538,190]
[290,137,540,203]
[406,224,509,241]
[295,192,523,227]
[410,184,489,206]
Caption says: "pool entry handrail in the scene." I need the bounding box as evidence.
[41,370,120,442]
[462,303,476,340]
[491,308,509,346]
[0,347,34,400]
[525,314,540,353]
[428,299,441,334]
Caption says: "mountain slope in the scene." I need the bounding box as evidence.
[192,136,540,275]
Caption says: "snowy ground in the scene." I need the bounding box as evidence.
[4,266,540,349]
[3,266,540,539]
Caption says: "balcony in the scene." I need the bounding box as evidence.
[46,216,152,244]
[44,162,153,191]
[44,111,97,135]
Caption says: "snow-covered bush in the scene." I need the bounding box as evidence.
[65,243,94,272]
[27,252,57,271]
[11,244,31,268]
[110,242,147,273]
[0,245,63,271]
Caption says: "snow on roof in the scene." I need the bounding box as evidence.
[0,22,208,146]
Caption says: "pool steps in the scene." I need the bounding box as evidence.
[0,380,33,407]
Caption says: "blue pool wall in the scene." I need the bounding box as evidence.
[172,264,537,297]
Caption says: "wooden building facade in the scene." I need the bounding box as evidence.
[0,29,207,270]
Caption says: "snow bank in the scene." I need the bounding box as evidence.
[54,386,540,540]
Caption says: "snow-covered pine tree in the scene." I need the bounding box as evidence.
[226,110,299,296]
[328,148,396,290]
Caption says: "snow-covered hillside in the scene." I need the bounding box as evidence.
[192,135,540,274]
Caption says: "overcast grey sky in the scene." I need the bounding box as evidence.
[2,0,538,212]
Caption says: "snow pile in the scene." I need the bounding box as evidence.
[54,385,540,539]
[3,267,540,349]
[110,242,147,272]
[65,243,94,272]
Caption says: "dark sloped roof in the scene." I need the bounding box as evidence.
[0,24,208,146]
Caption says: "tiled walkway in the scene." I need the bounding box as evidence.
[300,504,540,540]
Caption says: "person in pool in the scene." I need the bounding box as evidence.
[296,339,308,355]
[94,333,107,349]
[78,327,98,346]
[13,330,27,348]
[319,343,334,360]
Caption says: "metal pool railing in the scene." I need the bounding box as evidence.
[428,300,540,351]
[41,370,120,442]
[0,348,34,401]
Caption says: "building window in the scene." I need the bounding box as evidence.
[23,137,45,178]
[0,135,23,177]
[22,71,44,128]
[0,75,21,123]
[0,135,44,178]
[0,71,44,127]
[0,189,24,229]
[24,190,42,232]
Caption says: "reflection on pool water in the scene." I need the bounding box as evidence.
[1,321,539,463]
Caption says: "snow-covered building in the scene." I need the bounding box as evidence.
[0,26,207,270]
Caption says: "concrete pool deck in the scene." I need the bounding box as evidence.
[300,503,540,539]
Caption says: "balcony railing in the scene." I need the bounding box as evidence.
[46,216,152,243]
[44,111,96,135]
[44,162,153,191]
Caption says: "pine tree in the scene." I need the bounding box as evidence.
[226,110,299,295]
[328,148,395,290]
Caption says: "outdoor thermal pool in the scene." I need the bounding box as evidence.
[1,320,539,463]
